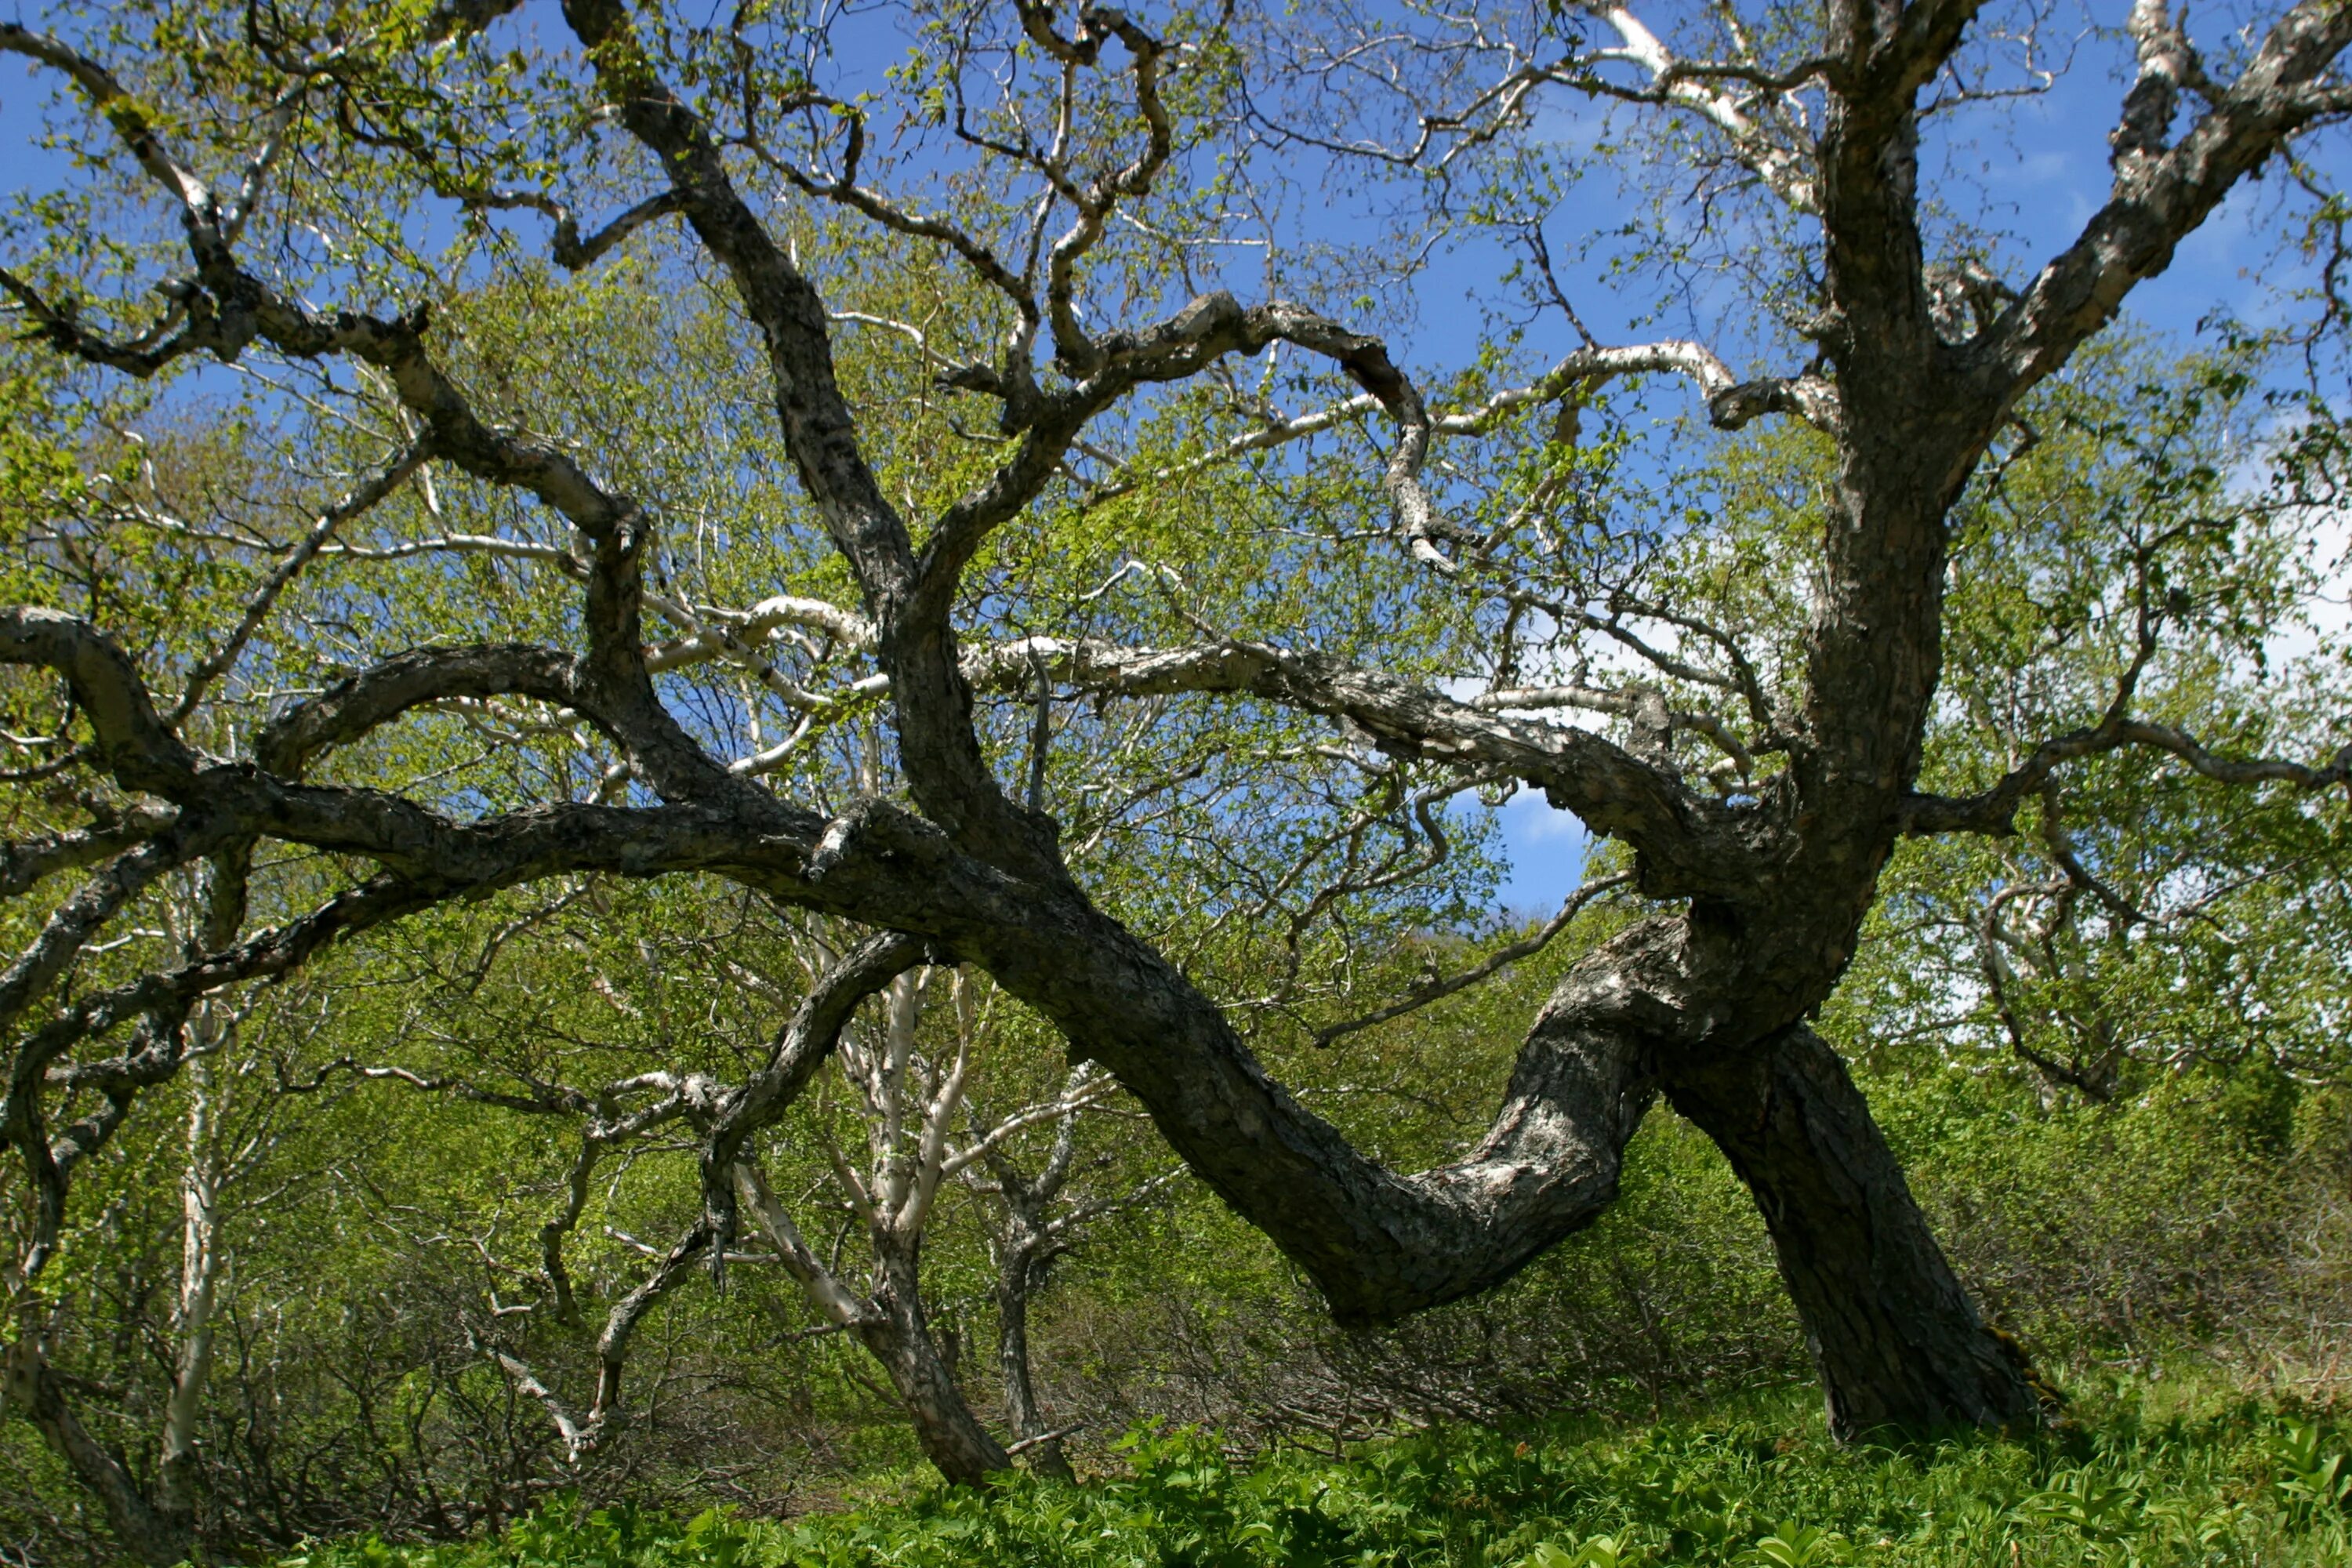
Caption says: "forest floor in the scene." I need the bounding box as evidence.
[285,1376,2352,1566]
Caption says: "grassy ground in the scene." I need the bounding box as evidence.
[285,1381,2352,1566]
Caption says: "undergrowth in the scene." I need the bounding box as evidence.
[284,1387,2352,1566]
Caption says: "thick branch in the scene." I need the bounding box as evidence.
[1974,0,2352,403]
[1565,4,1828,212]
[1903,718,2352,836]
[0,810,178,900]
[253,644,588,775]
[0,610,198,796]
[968,635,1747,898]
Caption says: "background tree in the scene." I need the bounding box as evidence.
[8,13,2352,1561]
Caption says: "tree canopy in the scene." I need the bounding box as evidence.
[5,2,2352,1560]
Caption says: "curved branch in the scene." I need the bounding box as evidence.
[0,837,198,1054]
[13,878,434,1086]
[465,187,685,272]
[702,931,933,1264]
[1973,0,2352,405]
[927,292,1475,601]
[0,609,198,796]
[0,810,178,900]
[252,643,589,775]
[1315,872,1634,1047]
[966,635,1745,898]
[1902,717,2352,836]
[961,902,1674,1324]
[1021,4,1178,375]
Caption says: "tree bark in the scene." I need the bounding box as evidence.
[995,1247,1073,1479]
[3,1339,194,1568]
[1665,1024,2042,1438]
[965,904,1663,1326]
[858,1243,1014,1484]
[158,1040,223,1527]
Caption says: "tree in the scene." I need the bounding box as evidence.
[1815,347,2352,1103]
[728,953,1167,1483]
[7,10,2352,1553]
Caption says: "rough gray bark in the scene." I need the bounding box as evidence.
[1667,1025,2042,1436]
[733,1154,1014,1485]
[7,11,2352,1536]
[949,909,1664,1325]
[856,1246,1015,1485]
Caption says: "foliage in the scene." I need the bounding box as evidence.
[280,1392,2352,1568]
[8,1,2352,1562]
[9,881,2351,1559]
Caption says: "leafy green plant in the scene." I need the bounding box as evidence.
[1520,1537,1642,1568]
[273,1392,2352,1568]
[1748,1520,1848,1566]
[2142,1494,2238,1557]
[2274,1421,2352,1516]
[2015,1465,2145,1544]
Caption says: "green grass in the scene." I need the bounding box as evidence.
[284,1385,2352,1566]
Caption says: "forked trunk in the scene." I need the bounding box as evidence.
[860,1247,1014,1483]
[1666,1024,2043,1437]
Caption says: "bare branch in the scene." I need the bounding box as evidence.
[169,438,434,724]
[0,24,213,214]
[1976,0,2352,402]
[702,931,932,1272]
[1316,873,1635,1047]
[1561,4,1827,212]
[967,634,1743,898]
[466,187,685,272]
[731,1160,876,1327]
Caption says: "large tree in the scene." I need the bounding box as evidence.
[7,2,2352,1550]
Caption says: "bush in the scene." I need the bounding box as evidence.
[285,1390,2352,1568]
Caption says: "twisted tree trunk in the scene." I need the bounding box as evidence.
[1668,1025,2041,1436]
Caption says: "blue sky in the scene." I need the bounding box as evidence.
[1447,14,2352,913]
[4,4,2344,918]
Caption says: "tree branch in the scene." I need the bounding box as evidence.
[1973,0,2352,404]
[1903,717,2352,836]
[1315,873,1635,1047]
[967,635,1744,898]
[702,931,932,1271]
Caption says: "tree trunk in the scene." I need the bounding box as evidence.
[1665,1023,2043,1438]
[160,1044,223,1523]
[995,1247,1073,1479]
[860,1245,1013,1484]
[4,1338,194,1568]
